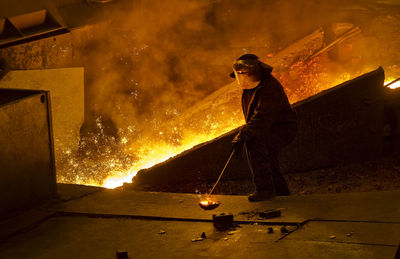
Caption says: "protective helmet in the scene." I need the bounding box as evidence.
[230,54,272,78]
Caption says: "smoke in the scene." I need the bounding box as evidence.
[81,0,329,135]
[58,0,400,186]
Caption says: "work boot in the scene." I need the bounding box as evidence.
[248,190,275,202]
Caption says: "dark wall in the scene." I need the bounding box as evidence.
[280,67,385,172]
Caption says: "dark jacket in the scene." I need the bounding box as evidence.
[240,72,297,152]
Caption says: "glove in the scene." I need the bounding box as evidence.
[232,130,246,155]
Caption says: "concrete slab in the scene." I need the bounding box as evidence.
[0,208,54,240]
[0,216,398,259]
[51,189,306,224]
[51,189,400,224]
[2,186,400,258]
[56,183,104,202]
[0,184,100,240]
[285,221,400,247]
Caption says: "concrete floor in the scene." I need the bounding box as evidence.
[1,184,399,259]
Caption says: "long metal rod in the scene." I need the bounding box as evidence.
[208,149,236,196]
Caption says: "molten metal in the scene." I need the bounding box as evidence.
[199,198,220,210]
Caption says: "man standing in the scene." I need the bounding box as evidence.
[231,54,297,202]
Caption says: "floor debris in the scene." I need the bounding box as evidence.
[116,249,128,259]
[213,214,233,231]
[280,226,289,234]
[259,209,281,219]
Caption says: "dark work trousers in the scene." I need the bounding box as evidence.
[244,142,290,196]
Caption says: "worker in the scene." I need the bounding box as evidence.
[230,54,297,201]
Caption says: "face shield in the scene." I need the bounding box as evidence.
[232,59,262,90]
[233,69,261,90]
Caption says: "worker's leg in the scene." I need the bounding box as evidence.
[244,142,276,196]
[270,153,290,196]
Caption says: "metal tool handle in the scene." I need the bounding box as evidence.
[208,149,236,196]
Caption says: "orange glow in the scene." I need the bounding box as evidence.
[58,54,400,190]
[102,121,242,189]
[385,78,400,89]
[199,200,210,206]
[199,197,220,210]
[72,69,399,190]
[199,197,219,206]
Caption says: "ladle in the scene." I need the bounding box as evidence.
[198,149,235,210]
